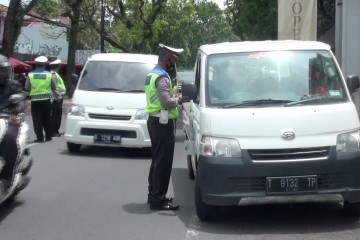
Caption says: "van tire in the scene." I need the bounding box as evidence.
[187,155,195,180]
[195,178,217,221]
[343,202,360,216]
[67,142,81,153]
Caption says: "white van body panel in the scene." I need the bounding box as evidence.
[199,102,359,149]
[72,90,146,112]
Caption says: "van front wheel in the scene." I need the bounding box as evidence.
[343,202,360,216]
[67,142,81,153]
[195,179,217,221]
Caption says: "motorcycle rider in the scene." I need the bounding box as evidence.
[0,54,26,196]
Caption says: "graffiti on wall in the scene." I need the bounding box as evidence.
[38,44,62,56]
[16,42,63,57]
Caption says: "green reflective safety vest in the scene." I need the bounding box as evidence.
[28,70,53,101]
[54,72,66,96]
[145,67,179,119]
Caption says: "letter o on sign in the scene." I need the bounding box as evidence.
[292,2,302,14]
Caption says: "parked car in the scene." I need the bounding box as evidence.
[65,53,158,153]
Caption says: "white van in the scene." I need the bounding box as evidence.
[181,40,360,221]
[65,53,158,152]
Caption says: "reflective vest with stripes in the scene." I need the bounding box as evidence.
[145,66,179,119]
[28,70,53,101]
[53,72,66,96]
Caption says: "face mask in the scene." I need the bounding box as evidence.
[166,60,175,72]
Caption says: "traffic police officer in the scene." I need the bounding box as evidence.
[25,56,56,142]
[145,44,183,211]
[49,59,66,137]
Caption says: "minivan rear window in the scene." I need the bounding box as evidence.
[78,61,156,92]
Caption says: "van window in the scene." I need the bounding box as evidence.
[206,50,347,107]
[78,61,155,92]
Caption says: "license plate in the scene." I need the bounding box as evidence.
[266,175,317,194]
[93,134,121,144]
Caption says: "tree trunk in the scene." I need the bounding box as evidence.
[66,10,80,98]
[1,0,22,57]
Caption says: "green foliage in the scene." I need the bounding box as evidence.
[226,0,277,41]
[154,0,238,68]
[35,0,62,18]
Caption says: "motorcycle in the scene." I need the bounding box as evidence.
[0,111,33,203]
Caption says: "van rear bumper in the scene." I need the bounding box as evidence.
[196,148,360,206]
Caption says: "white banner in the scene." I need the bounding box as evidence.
[278,0,317,40]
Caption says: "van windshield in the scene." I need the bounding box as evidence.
[206,50,348,108]
[78,61,156,92]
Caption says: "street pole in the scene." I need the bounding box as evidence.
[100,0,105,53]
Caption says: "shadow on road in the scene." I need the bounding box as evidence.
[60,146,152,160]
[0,200,24,223]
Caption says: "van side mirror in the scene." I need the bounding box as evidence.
[346,75,360,95]
[181,81,197,101]
[71,73,79,85]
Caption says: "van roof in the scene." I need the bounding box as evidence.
[199,40,331,55]
[88,53,158,64]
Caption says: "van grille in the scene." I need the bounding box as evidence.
[248,147,330,161]
[80,128,136,138]
[88,113,131,121]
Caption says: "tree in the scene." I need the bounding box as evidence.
[225,0,277,41]
[1,0,37,57]
[155,0,238,68]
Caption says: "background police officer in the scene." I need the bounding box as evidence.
[49,59,66,137]
[145,44,183,211]
[0,54,26,194]
[25,56,57,142]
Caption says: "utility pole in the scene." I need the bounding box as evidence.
[100,0,105,53]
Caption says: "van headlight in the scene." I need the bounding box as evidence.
[200,135,242,158]
[135,109,148,120]
[70,105,85,117]
[336,130,360,152]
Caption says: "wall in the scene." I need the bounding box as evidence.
[15,24,68,61]
[335,0,360,77]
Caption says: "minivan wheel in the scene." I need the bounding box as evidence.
[187,155,195,180]
[195,178,217,221]
[67,142,81,153]
[343,202,360,216]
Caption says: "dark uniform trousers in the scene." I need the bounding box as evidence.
[31,99,52,141]
[0,124,19,183]
[147,116,176,204]
[51,98,63,134]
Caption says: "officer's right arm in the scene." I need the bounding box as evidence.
[157,76,179,109]
[24,77,30,91]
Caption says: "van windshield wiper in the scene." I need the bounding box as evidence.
[88,88,124,92]
[223,99,293,108]
[285,95,341,107]
[122,89,145,93]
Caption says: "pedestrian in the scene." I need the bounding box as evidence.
[0,54,27,194]
[145,44,183,211]
[49,59,66,137]
[25,56,56,142]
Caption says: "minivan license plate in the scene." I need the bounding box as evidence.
[93,134,121,144]
[266,175,317,194]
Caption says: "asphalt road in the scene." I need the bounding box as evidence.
[0,113,360,240]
